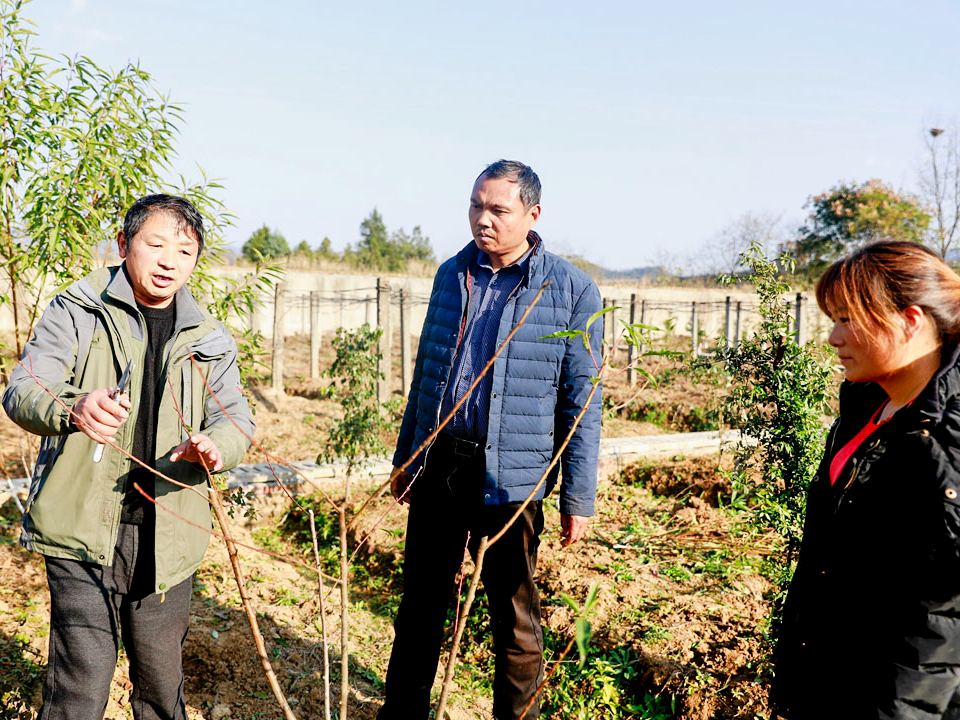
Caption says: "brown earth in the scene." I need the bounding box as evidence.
[0,449,777,719]
[0,337,781,718]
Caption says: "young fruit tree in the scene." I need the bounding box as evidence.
[716,243,835,617]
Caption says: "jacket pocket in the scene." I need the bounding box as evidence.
[188,331,231,363]
[77,329,114,391]
[175,332,230,434]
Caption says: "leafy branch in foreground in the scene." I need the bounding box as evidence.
[519,582,602,720]
[437,314,674,718]
[0,0,280,380]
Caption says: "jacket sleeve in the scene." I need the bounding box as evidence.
[883,401,960,718]
[393,271,444,469]
[197,329,255,472]
[555,281,603,517]
[2,295,85,436]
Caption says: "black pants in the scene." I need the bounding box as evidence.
[40,522,192,720]
[379,436,546,720]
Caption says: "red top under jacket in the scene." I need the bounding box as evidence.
[829,401,891,486]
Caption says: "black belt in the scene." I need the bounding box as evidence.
[438,433,486,458]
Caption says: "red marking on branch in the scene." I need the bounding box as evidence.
[452,531,470,640]
[130,481,339,583]
[186,353,338,510]
[15,355,207,501]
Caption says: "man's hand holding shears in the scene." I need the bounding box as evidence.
[74,360,134,460]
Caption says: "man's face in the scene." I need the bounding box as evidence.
[468,175,540,268]
[118,211,199,308]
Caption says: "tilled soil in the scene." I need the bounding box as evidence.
[0,454,777,719]
[0,342,779,718]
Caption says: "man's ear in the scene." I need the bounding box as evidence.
[117,230,128,259]
[528,203,541,226]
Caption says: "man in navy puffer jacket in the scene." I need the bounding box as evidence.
[378,160,602,720]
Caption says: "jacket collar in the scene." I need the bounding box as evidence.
[106,263,206,330]
[839,341,960,425]
[456,231,546,289]
[906,341,960,422]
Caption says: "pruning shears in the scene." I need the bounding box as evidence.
[92,358,134,463]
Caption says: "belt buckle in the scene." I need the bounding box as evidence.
[450,436,479,457]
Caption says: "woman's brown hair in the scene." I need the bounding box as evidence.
[816,240,960,345]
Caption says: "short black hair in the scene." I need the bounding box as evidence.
[123,194,205,254]
[477,159,541,209]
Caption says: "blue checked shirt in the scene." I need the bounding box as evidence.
[439,243,534,441]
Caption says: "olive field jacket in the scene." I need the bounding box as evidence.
[2,266,254,594]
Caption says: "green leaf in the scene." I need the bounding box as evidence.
[623,321,658,332]
[539,329,581,341]
[585,306,616,332]
[558,592,579,613]
[636,368,656,385]
[574,618,592,666]
[0,165,15,191]
[583,581,601,613]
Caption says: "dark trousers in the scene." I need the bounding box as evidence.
[40,522,192,720]
[379,437,546,720]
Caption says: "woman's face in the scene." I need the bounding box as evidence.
[827,309,902,382]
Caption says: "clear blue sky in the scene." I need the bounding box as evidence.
[23,0,960,270]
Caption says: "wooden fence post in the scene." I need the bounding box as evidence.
[377,279,392,403]
[724,296,731,348]
[601,298,609,360]
[608,301,618,362]
[795,292,804,345]
[690,301,698,355]
[310,291,321,380]
[400,288,412,399]
[249,304,259,336]
[627,293,637,387]
[271,282,286,395]
[734,301,742,348]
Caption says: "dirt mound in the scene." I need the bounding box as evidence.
[622,455,734,506]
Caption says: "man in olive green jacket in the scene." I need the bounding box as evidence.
[3,194,254,720]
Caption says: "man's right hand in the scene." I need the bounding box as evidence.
[72,389,131,442]
[390,466,413,505]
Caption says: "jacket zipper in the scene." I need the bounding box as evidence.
[421,266,475,474]
[420,257,530,474]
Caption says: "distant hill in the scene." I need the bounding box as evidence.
[562,254,666,281]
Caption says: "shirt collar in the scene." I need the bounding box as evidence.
[476,240,534,273]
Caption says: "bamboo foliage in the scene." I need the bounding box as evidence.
[0,0,279,377]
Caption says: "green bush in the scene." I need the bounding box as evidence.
[541,646,675,719]
[716,243,835,610]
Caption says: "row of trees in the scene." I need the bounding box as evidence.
[241,209,435,272]
[676,126,960,282]
[788,178,931,277]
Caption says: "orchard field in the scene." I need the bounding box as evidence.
[0,271,838,720]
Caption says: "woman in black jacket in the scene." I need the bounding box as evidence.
[773,241,960,719]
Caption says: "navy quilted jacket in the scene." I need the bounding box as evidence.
[393,233,603,516]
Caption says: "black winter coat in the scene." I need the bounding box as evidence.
[773,345,960,719]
